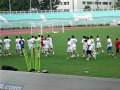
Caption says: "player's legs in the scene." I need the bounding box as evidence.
[44,48,49,57]
[114,49,119,58]
[6,45,10,56]
[72,47,79,58]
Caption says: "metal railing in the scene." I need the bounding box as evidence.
[0,8,120,14]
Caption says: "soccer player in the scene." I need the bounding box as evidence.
[106,36,114,56]
[90,36,95,52]
[96,35,104,54]
[70,35,79,58]
[86,37,96,60]
[4,36,11,56]
[114,38,120,58]
[19,37,25,56]
[31,35,35,49]
[15,36,20,54]
[47,35,54,55]
[27,38,32,50]
[40,35,45,53]
[0,39,2,56]
[67,38,72,59]
[43,38,49,56]
[38,34,41,47]
[81,36,87,57]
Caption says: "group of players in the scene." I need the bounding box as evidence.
[67,35,120,60]
[0,34,120,60]
[0,35,54,57]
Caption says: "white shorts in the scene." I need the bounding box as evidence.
[16,44,21,49]
[72,46,76,51]
[67,47,72,53]
[4,45,10,50]
[91,44,96,51]
[96,43,102,48]
[48,44,53,49]
[28,45,32,50]
[44,47,49,52]
[83,46,87,51]
[31,45,35,49]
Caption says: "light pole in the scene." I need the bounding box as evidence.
[96,0,99,9]
[9,0,11,14]
[30,0,32,13]
[72,0,74,12]
[50,0,52,10]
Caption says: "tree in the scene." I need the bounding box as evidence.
[84,5,91,10]
[0,0,40,11]
[0,0,9,11]
[39,0,60,10]
[115,0,120,8]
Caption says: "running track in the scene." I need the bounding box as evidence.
[0,26,119,36]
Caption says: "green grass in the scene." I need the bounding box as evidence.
[0,27,120,78]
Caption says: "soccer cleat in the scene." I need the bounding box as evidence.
[112,54,114,56]
[53,52,55,55]
[96,52,99,54]
[87,58,89,61]
[71,55,75,58]
[82,55,85,57]
[77,54,79,57]
[9,53,11,55]
[102,50,104,53]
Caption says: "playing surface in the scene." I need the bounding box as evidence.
[0,27,120,78]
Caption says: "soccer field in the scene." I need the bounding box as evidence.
[0,27,120,78]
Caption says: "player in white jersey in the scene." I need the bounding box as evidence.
[15,36,20,54]
[0,39,2,56]
[67,38,72,59]
[106,36,114,56]
[86,37,96,60]
[31,35,35,49]
[43,38,49,56]
[81,36,87,57]
[96,35,104,54]
[4,36,11,56]
[38,35,41,47]
[27,38,32,50]
[70,35,79,58]
[47,35,54,55]
[90,36,96,53]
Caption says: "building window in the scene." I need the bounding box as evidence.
[109,2,112,5]
[102,2,108,5]
[64,2,69,5]
[64,9,69,12]
[87,1,93,5]
[83,1,86,4]
[95,2,101,5]
[59,2,62,5]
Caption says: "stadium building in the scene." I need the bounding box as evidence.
[57,0,118,12]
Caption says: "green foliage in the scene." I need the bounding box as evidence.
[115,0,120,8]
[39,0,60,10]
[0,0,60,11]
[84,5,91,10]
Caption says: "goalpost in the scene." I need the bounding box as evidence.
[30,20,65,35]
